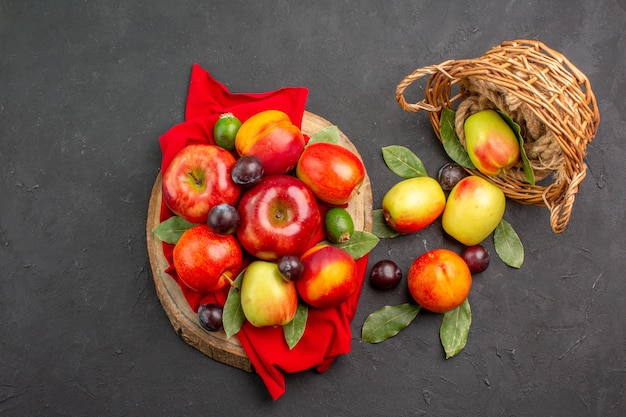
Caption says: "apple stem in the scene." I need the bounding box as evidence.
[222,272,239,290]
[187,170,203,187]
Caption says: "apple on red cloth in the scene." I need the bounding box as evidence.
[157,64,369,400]
[161,143,242,224]
[236,174,322,261]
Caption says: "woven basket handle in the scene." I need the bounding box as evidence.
[546,168,587,234]
[395,61,456,113]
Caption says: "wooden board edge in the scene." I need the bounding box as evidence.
[146,175,253,373]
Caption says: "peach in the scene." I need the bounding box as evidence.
[235,110,305,175]
[407,249,472,313]
[296,244,358,309]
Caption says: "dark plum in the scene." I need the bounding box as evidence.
[437,163,468,191]
[231,155,264,187]
[370,260,402,290]
[207,203,240,235]
[461,245,490,274]
[277,255,304,281]
[198,303,223,332]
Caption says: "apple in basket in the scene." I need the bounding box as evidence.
[464,110,520,177]
[162,144,242,224]
[236,174,322,261]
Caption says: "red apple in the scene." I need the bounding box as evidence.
[173,224,243,293]
[296,244,358,309]
[236,175,322,261]
[295,142,366,205]
[235,110,305,175]
[162,144,242,224]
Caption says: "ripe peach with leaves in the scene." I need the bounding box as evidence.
[407,249,472,313]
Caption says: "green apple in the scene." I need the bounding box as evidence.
[464,109,520,176]
[442,176,506,246]
[240,260,298,327]
[382,176,446,234]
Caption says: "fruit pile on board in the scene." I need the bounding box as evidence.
[154,110,378,348]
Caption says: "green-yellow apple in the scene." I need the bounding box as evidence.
[173,224,243,293]
[162,144,242,224]
[442,176,506,246]
[464,109,520,176]
[236,175,321,261]
[235,110,305,175]
[382,176,446,234]
[295,244,358,309]
[296,142,366,205]
[240,260,298,327]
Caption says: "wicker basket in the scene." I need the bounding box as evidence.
[395,40,600,233]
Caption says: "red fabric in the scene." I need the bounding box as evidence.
[158,64,368,400]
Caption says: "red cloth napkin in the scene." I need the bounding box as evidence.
[158,64,368,400]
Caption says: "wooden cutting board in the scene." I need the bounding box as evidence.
[146,111,373,372]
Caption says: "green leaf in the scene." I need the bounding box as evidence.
[308,125,340,145]
[222,269,246,339]
[152,216,196,244]
[329,230,379,259]
[372,209,400,238]
[440,298,471,359]
[497,111,535,185]
[439,108,476,169]
[381,145,429,178]
[283,304,308,349]
[362,303,421,343]
[494,219,524,268]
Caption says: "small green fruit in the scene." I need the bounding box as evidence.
[324,207,354,243]
[214,113,242,151]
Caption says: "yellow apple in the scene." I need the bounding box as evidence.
[240,260,298,327]
[464,110,520,176]
[382,176,446,234]
[442,176,505,245]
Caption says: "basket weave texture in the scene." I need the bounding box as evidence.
[396,40,600,233]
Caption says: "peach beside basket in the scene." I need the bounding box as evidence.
[395,39,600,233]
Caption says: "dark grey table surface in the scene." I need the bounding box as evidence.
[2,1,625,416]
